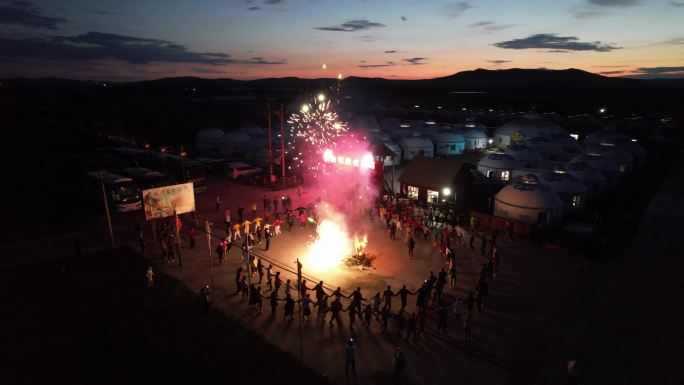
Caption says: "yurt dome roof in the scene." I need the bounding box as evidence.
[572,153,618,173]
[540,172,588,194]
[504,144,543,163]
[219,132,251,143]
[495,177,564,209]
[462,128,487,139]
[238,125,265,136]
[565,161,606,183]
[400,136,434,148]
[479,153,518,169]
[428,132,465,143]
[195,127,225,140]
[496,117,564,137]
[617,141,646,160]
[525,136,565,154]
[585,144,634,164]
[380,117,402,131]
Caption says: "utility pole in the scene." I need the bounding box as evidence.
[174,210,183,267]
[296,259,304,363]
[100,170,115,251]
[206,220,214,288]
[280,104,286,180]
[267,104,274,182]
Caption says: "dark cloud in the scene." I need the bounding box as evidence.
[248,6,261,10]
[669,1,684,5]
[448,2,472,18]
[402,57,428,65]
[468,21,515,31]
[486,59,511,64]
[314,19,386,32]
[548,49,571,52]
[598,70,626,75]
[633,66,684,75]
[400,16,407,21]
[588,0,640,6]
[0,0,67,29]
[264,0,283,4]
[359,34,375,42]
[84,9,118,16]
[358,61,396,68]
[0,32,287,65]
[384,50,397,53]
[493,34,620,52]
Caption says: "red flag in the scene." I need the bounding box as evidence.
[175,216,182,232]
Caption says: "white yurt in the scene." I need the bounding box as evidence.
[549,132,581,154]
[462,127,488,150]
[540,171,588,213]
[355,116,381,134]
[382,140,402,166]
[428,132,465,156]
[571,153,619,184]
[494,113,565,148]
[239,124,266,140]
[494,174,564,225]
[524,136,567,162]
[399,135,434,161]
[585,143,635,174]
[217,131,251,159]
[194,127,224,153]
[583,130,628,147]
[477,153,518,182]
[504,144,543,168]
[564,160,606,197]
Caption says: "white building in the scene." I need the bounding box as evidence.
[462,127,488,150]
[477,153,518,182]
[571,153,619,185]
[494,174,564,225]
[540,171,588,213]
[494,112,565,148]
[428,132,465,156]
[504,144,543,168]
[399,135,434,161]
[564,160,606,197]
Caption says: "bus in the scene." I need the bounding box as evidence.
[120,167,177,190]
[85,171,142,213]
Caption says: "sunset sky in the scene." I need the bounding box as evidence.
[1,0,682,80]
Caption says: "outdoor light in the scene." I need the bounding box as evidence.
[317,93,325,102]
[631,138,638,142]
[414,105,420,108]
[487,138,493,145]
[442,187,451,196]
[301,104,309,113]
[338,73,342,80]
[599,107,606,114]
[322,63,327,69]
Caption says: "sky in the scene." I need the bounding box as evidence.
[0,0,682,80]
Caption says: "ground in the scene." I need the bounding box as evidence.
[3,168,683,385]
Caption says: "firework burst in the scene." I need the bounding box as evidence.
[288,96,348,148]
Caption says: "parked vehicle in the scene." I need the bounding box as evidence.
[226,162,263,180]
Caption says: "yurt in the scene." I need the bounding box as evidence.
[549,132,581,154]
[564,161,606,197]
[380,117,402,131]
[462,127,488,150]
[617,141,646,166]
[399,135,434,161]
[355,116,381,134]
[477,153,518,182]
[583,130,628,146]
[428,132,465,156]
[239,124,266,140]
[494,113,565,148]
[194,127,224,153]
[524,136,567,162]
[504,144,543,168]
[540,171,588,213]
[571,153,618,185]
[494,174,564,225]
[382,140,402,166]
[585,143,635,174]
[217,131,251,159]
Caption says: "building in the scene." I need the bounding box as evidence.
[399,135,434,161]
[428,132,465,156]
[493,174,564,225]
[539,171,588,214]
[477,153,518,183]
[563,160,606,197]
[494,112,565,148]
[461,126,488,150]
[398,156,477,205]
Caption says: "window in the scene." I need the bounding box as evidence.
[427,190,439,203]
[501,170,510,181]
[498,137,502,143]
[572,195,582,207]
[450,145,456,151]
[487,170,494,178]
[407,186,419,199]
[618,164,626,173]
[418,150,425,156]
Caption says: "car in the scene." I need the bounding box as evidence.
[226,162,263,180]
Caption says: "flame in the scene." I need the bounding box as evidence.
[354,234,368,256]
[301,219,352,272]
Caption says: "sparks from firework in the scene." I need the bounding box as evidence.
[288,95,348,148]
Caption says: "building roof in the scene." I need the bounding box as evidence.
[495,175,564,210]
[398,155,478,188]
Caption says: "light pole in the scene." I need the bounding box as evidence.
[100,170,115,251]
[206,220,214,288]
[180,147,187,182]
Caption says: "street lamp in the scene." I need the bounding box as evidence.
[301,104,309,113]
[317,93,325,102]
[442,187,451,196]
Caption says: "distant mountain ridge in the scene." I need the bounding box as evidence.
[3,68,683,89]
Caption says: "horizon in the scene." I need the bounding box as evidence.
[1,0,683,81]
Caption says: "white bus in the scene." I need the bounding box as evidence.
[120,167,176,190]
[85,171,142,213]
